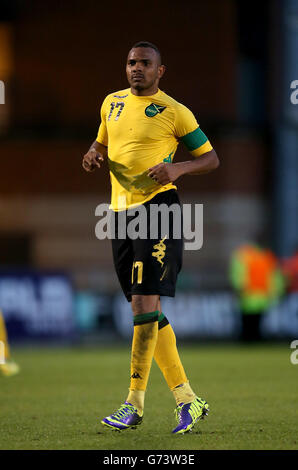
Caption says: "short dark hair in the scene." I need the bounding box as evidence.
[131,41,162,64]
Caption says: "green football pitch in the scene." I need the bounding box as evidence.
[0,343,297,450]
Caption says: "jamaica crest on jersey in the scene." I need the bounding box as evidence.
[145,103,166,117]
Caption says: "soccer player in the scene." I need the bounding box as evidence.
[82,41,219,434]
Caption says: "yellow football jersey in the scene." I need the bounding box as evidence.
[96,87,212,211]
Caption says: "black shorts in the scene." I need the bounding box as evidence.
[111,189,183,302]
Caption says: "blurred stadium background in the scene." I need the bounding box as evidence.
[0,0,298,346]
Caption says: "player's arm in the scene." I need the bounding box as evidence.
[82,140,107,172]
[148,149,218,184]
[148,132,219,186]
[178,125,219,175]
[172,147,219,177]
[148,104,219,184]
[82,96,109,172]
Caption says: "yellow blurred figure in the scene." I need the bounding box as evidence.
[0,310,20,377]
[229,244,285,341]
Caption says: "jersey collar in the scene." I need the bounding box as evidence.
[129,88,161,99]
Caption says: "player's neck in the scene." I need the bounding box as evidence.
[130,85,159,97]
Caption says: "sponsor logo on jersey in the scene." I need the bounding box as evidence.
[145,103,166,117]
[113,94,128,98]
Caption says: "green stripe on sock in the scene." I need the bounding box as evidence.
[158,312,165,323]
[134,310,159,325]
[158,312,169,330]
[180,127,208,151]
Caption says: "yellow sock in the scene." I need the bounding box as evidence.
[172,382,196,405]
[0,311,10,361]
[127,311,159,414]
[154,318,187,390]
[126,390,145,416]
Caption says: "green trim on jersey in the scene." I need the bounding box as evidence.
[181,127,208,151]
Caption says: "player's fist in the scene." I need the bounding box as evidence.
[148,163,182,185]
[82,148,104,172]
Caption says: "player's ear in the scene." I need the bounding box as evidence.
[158,64,166,79]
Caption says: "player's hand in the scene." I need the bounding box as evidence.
[148,163,182,185]
[82,148,104,172]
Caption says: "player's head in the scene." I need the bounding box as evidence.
[126,41,165,93]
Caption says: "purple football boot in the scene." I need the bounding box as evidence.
[101,401,143,431]
[172,397,209,434]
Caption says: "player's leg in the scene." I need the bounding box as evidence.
[129,189,209,432]
[155,299,190,398]
[154,300,209,433]
[101,294,159,430]
[0,310,20,377]
[101,229,143,430]
[0,310,10,360]
[125,294,159,415]
[101,213,159,431]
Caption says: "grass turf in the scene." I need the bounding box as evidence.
[0,343,297,450]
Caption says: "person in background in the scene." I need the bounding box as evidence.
[0,309,20,377]
[281,247,298,293]
[229,244,285,341]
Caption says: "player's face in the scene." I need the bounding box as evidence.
[126,48,165,93]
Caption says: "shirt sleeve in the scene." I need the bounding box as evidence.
[96,95,109,147]
[174,103,213,157]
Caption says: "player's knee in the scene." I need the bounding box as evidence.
[131,295,159,316]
